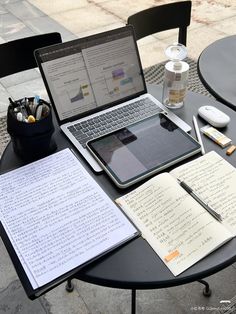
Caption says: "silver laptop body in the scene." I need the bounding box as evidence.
[35,26,191,172]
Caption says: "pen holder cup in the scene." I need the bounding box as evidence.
[7,100,57,161]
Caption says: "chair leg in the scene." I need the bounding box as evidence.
[198,279,212,296]
[131,289,136,314]
[65,279,74,292]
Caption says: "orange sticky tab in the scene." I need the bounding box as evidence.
[164,250,180,262]
[226,145,236,156]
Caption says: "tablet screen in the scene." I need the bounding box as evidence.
[87,114,201,187]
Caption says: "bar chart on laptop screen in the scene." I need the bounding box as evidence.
[39,27,145,121]
[82,35,144,106]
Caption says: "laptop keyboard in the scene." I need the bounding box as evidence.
[67,97,163,148]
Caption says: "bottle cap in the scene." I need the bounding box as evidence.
[173,61,182,71]
[165,43,187,61]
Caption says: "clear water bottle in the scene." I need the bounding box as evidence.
[162,43,189,109]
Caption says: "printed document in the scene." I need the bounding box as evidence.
[0,149,137,289]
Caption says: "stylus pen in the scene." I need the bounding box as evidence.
[178,179,222,222]
[193,115,205,155]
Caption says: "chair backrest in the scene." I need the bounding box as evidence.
[127,1,192,45]
[0,32,62,78]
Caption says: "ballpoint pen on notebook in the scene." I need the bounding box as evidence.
[193,115,205,155]
[177,179,222,222]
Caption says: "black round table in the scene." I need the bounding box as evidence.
[198,35,236,111]
[1,85,236,313]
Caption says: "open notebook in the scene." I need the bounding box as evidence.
[116,151,236,275]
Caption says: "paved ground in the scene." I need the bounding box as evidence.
[0,0,236,118]
[0,1,236,313]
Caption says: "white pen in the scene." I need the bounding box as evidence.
[193,115,205,155]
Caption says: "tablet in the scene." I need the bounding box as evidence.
[87,113,201,188]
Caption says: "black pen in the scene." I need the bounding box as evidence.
[178,179,222,222]
[8,97,16,108]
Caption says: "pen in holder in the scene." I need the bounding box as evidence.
[7,97,57,161]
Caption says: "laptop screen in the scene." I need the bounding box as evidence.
[35,26,146,123]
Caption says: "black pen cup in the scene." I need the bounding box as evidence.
[7,99,57,161]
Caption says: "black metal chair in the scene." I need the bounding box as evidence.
[127,1,192,45]
[129,1,211,98]
[127,1,194,91]
[0,32,62,78]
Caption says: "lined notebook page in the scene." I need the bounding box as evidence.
[170,151,236,235]
[116,172,232,276]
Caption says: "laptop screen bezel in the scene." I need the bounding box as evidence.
[34,25,148,126]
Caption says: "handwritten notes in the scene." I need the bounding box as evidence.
[171,151,236,234]
[116,152,235,276]
[0,149,137,289]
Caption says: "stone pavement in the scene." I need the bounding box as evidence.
[0,1,236,313]
[1,0,236,118]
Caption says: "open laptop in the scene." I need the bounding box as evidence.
[34,25,191,172]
